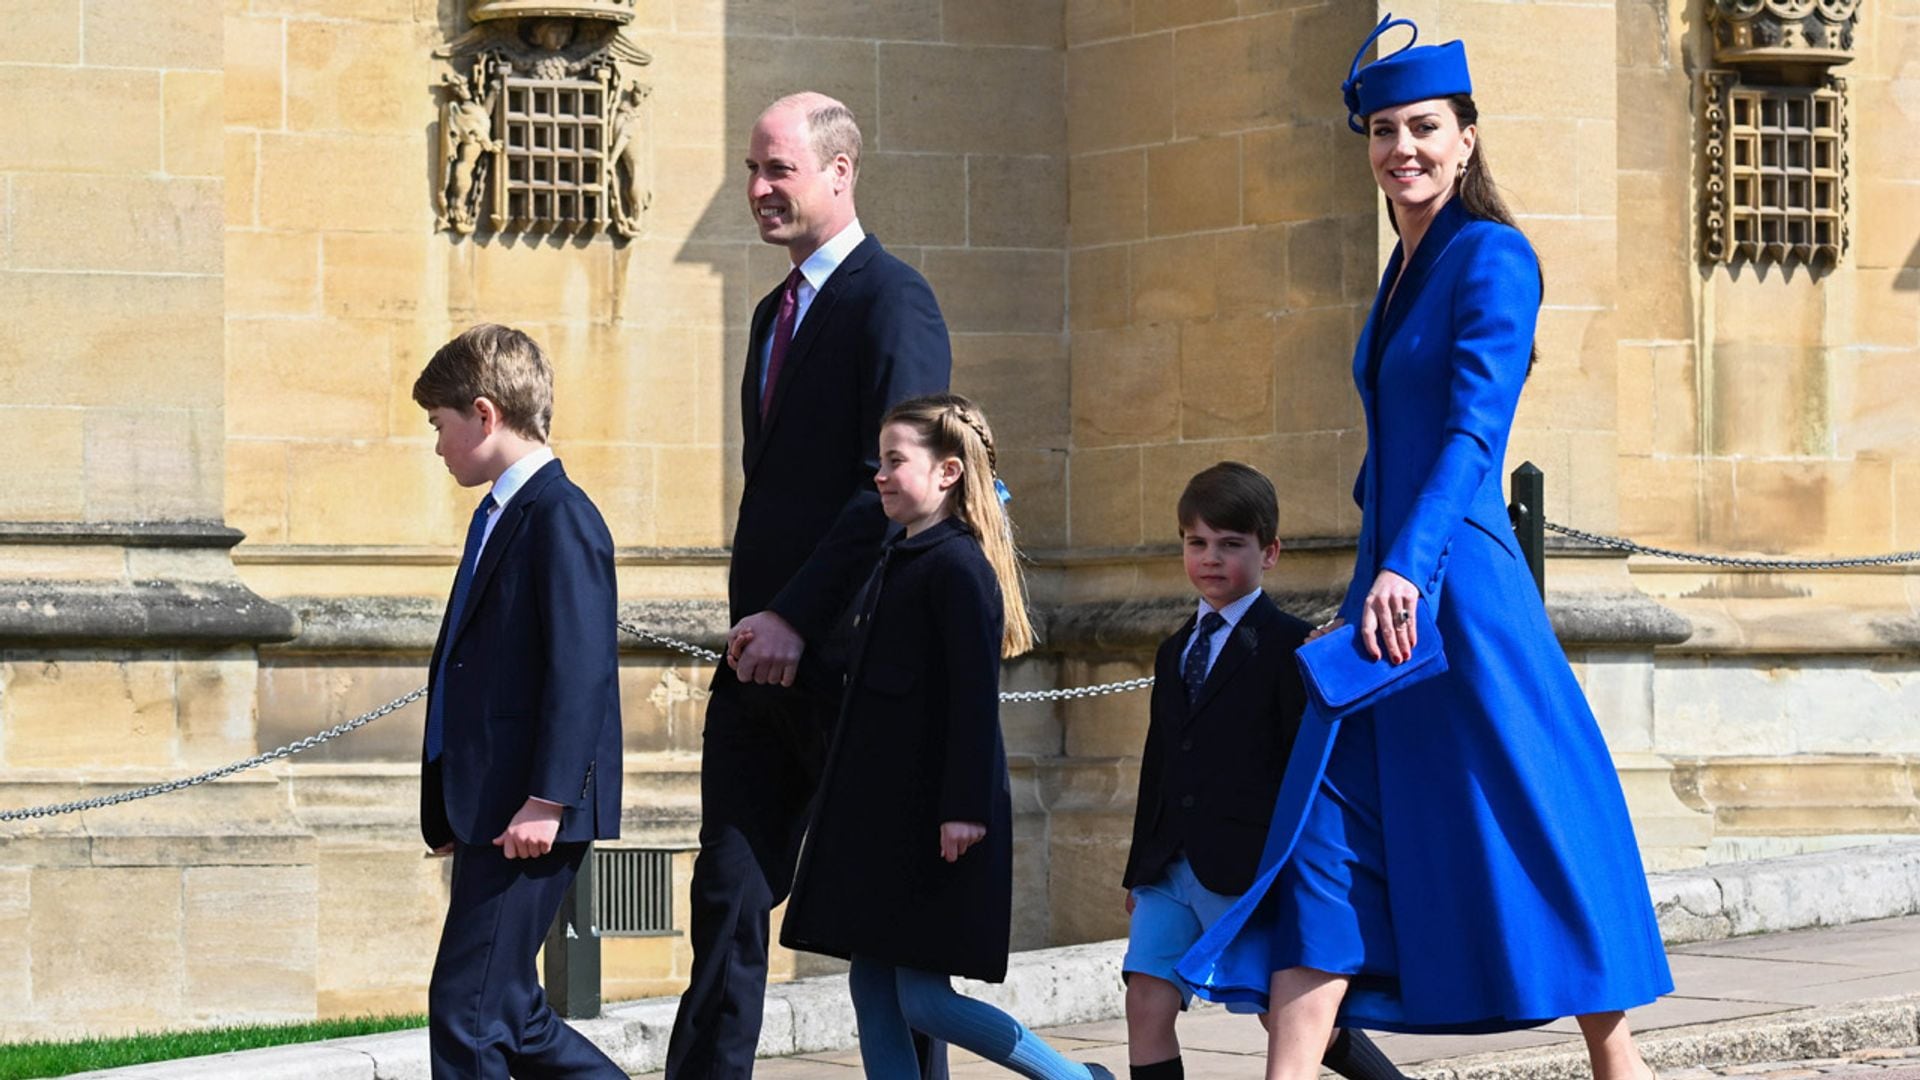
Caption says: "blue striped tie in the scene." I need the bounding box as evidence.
[425,494,495,761]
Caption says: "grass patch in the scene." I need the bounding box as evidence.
[0,1013,426,1079]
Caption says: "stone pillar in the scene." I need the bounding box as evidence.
[0,2,302,1040]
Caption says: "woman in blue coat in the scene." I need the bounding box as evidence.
[1177,17,1672,1080]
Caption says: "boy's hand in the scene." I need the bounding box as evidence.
[938,821,986,863]
[1125,890,1136,916]
[493,797,564,859]
[729,610,805,687]
[1306,617,1345,643]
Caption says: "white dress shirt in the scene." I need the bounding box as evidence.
[758,218,867,396]
[1181,588,1263,682]
[476,445,555,561]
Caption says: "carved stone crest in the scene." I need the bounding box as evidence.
[1708,0,1859,74]
[434,0,652,238]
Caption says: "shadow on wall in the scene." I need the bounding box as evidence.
[1900,237,1920,291]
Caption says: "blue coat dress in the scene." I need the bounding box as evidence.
[1177,199,1673,1032]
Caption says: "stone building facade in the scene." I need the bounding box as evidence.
[0,0,1915,1040]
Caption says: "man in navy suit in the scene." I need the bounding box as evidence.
[664,92,952,1080]
[414,324,626,1080]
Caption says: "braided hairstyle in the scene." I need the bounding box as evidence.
[881,393,1036,659]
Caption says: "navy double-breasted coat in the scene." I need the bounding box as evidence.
[780,518,1015,983]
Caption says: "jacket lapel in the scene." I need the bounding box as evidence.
[745,235,881,483]
[1377,199,1472,354]
[741,286,780,463]
[1186,595,1275,721]
[447,459,562,652]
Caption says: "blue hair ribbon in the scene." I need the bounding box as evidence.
[993,477,1012,505]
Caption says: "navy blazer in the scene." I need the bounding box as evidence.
[1123,593,1313,897]
[420,459,623,849]
[726,234,951,691]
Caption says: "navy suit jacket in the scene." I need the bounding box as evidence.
[420,459,623,849]
[1123,593,1313,897]
[725,233,951,693]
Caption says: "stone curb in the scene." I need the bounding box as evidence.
[1417,995,1920,1080]
[1649,841,1920,945]
[66,843,1920,1078]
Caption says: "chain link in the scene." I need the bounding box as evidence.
[23,514,1911,822]
[1000,676,1157,703]
[1544,522,1920,571]
[0,687,429,823]
[13,514,1920,823]
[0,623,1156,821]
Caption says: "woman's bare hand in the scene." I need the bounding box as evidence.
[1360,569,1421,664]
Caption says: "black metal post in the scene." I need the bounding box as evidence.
[1508,461,1546,598]
[544,843,602,1019]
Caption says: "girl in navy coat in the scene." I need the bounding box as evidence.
[780,394,1112,1080]
[1178,18,1672,1080]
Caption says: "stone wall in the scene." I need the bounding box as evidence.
[1,0,1917,1042]
[217,0,1076,1022]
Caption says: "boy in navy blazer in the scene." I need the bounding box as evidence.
[1121,463,1401,1080]
[413,324,626,1079]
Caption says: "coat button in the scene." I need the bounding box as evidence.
[453,661,464,670]
[1180,738,1193,752]
[1179,794,1195,809]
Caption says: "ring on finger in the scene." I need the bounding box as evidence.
[1392,609,1411,627]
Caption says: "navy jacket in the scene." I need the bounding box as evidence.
[781,520,1014,982]
[1123,593,1313,897]
[725,234,951,695]
[420,459,623,849]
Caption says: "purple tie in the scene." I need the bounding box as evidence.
[760,268,804,420]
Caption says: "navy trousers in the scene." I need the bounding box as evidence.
[429,840,626,1079]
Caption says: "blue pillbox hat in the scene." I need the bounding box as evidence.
[1342,14,1473,134]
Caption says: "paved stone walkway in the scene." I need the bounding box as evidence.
[1674,1049,1920,1078]
[641,916,1920,1079]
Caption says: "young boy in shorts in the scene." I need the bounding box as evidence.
[1120,462,1402,1080]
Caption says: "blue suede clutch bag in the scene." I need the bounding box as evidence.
[1295,602,1448,719]
[1252,603,1448,874]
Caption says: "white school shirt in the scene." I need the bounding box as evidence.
[1181,588,1263,681]
[476,445,555,560]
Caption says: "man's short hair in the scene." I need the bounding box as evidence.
[1177,462,1279,546]
[411,323,554,442]
[768,92,863,183]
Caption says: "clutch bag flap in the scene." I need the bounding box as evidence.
[1294,603,1447,717]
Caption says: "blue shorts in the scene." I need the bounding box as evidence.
[1123,855,1261,1014]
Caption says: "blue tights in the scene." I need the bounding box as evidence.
[848,955,1092,1080]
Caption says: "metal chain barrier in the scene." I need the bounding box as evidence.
[11,520,1914,821]
[1545,521,1920,571]
[0,623,1154,822]
[0,687,429,823]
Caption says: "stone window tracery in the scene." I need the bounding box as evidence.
[1700,0,1859,271]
